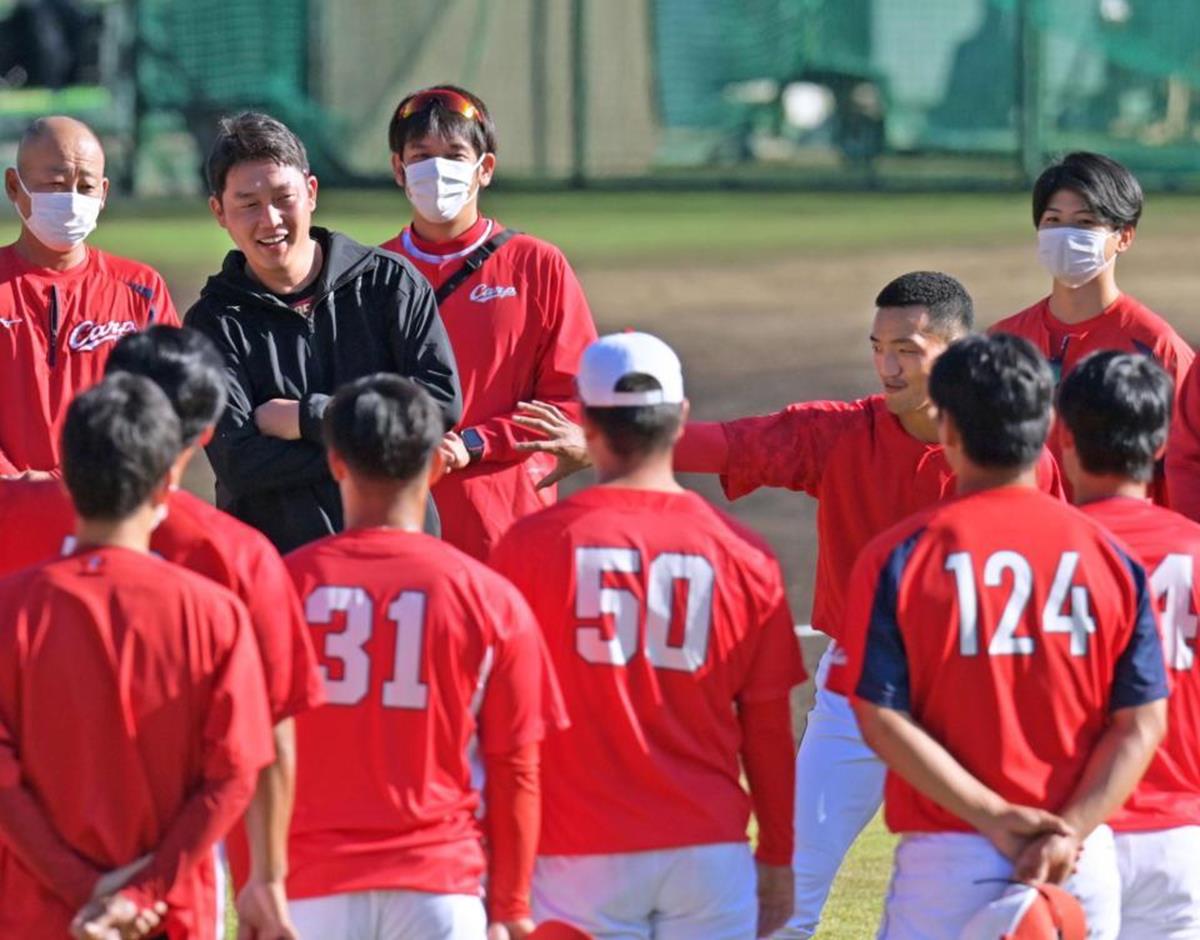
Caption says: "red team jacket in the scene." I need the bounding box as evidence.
[991,294,1194,503]
[0,245,179,475]
[1080,497,1200,831]
[0,548,274,939]
[382,218,597,559]
[835,487,1169,835]
[675,395,1064,642]
[284,528,563,901]
[491,487,807,858]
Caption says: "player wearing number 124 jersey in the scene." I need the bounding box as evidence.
[283,374,563,940]
[1058,351,1200,936]
[493,332,806,940]
[834,335,1168,940]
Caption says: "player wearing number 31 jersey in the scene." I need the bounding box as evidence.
[492,332,807,940]
[833,335,1168,940]
[283,374,563,940]
[1058,351,1200,937]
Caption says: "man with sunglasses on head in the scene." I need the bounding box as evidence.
[382,85,597,560]
[185,112,462,554]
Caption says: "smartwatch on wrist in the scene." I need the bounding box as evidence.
[461,427,485,464]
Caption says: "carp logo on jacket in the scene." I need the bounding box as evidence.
[68,320,137,352]
[469,283,518,303]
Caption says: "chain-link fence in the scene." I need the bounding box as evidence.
[3,0,1199,191]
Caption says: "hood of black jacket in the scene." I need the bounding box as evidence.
[198,227,379,311]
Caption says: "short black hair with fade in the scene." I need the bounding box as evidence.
[105,326,227,446]
[929,334,1053,470]
[1032,151,1143,230]
[583,374,684,459]
[1058,351,1172,483]
[61,373,182,520]
[874,271,974,339]
[323,374,443,483]
[206,111,310,198]
[388,84,497,158]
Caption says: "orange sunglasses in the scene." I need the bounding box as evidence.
[396,88,481,122]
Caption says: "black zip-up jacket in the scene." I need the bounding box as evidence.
[184,227,462,552]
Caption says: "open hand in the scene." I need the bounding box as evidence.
[513,401,590,490]
[236,878,298,939]
[755,862,793,938]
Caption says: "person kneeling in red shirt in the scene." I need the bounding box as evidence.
[0,373,274,939]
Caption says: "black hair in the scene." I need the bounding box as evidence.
[874,271,974,339]
[929,334,1053,470]
[206,111,310,198]
[1057,351,1172,483]
[61,373,182,520]
[1032,151,1143,230]
[388,84,497,158]
[323,373,443,482]
[105,326,227,446]
[583,373,683,459]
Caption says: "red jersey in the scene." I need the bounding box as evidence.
[382,218,597,559]
[837,487,1168,835]
[0,245,179,475]
[682,395,1065,641]
[990,294,1194,503]
[0,480,325,888]
[284,528,559,900]
[1167,358,1200,523]
[1080,497,1200,831]
[0,547,273,939]
[490,487,807,856]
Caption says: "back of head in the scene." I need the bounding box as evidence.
[62,373,182,520]
[929,333,1053,470]
[874,270,975,340]
[388,84,497,157]
[323,374,443,483]
[1058,351,1172,483]
[1032,151,1143,230]
[206,111,309,198]
[578,332,685,460]
[105,326,227,445]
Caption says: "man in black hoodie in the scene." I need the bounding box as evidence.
[186,112,462,552]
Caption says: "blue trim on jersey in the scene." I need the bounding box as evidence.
[855,529,924,711]
[1110,544,1170,710]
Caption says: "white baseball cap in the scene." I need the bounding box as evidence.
[960,882,1087,939]
[577,331,685,407]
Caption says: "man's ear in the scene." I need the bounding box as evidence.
[99,176,110,209]
[208,194,227,229]
[1059,424,1076,456]
[1115,224,1136,254]
[327,447,349,482]
[427,448,447,486]
[306,173,318,211]
[391,152,406,189]
[937,409,959,450]
[478,152,497,188]
[671,399,691,444]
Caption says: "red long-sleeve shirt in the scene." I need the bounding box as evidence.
[0,245,179,475]
[383,218,597,558]
[0,547,274,939]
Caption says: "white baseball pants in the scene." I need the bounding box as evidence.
[1116,826,1200,938]
[289,888,487,940]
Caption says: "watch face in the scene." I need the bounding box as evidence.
[462,428,485,457]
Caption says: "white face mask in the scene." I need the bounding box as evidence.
[403,156,483,224]
[1036,226,1115,289]
[12,172,103,252]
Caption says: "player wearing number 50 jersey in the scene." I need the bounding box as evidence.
[491,332,807,940]
[834,335,1169,940]
[283,374,563,940]
[1058,352,1200,937]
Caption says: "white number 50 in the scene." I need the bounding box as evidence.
[574,547,715,673]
